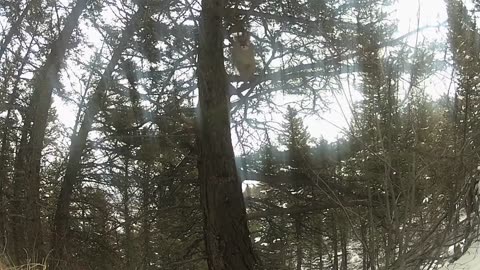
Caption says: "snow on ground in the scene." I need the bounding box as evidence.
[439,242,480,270]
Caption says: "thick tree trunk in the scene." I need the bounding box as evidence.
[11,120,29,263]
[0,91,11,249]
[197,0,258,269]
[49,5,144,269]
[12,0,88,261]
[0,36,35,250]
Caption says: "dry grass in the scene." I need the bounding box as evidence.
[0,264,46,270]
[0,255,46,270]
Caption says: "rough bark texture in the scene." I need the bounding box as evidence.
[49,5,144,269]
[197,0,258,269]
[341,227,348,270]
[295,215,303,270]
[0,93,10,249]
[10,120,29,263]
[10,0,87,263]
[0,35,34,250]
[332,214,339,270]
[140,164,153,269]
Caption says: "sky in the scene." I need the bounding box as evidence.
[303,0,449,141]
[53,0,451,143]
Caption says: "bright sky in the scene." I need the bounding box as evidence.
[304,0,449,142]
[53,0,451,144]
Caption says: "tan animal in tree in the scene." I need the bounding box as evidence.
[231,32,255,81]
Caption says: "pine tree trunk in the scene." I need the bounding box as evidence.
[197,0,258,269]
[49,5,144,268]
[340,226,348,270]
[0,34,34,251]
[332,214,339,270]
[11,120,28,262]
[140,164,152,270]
[141,189,152,270]
[9,0,88,263]
[122,157,134,270]
[0,92,11,250]
[294,215,303,270]
[318,220,324,270]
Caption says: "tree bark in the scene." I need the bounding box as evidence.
[13,0,88,262]
[332,214,339,270]
[340,226,348,270]
[0,33,35,251]
[197,0,258,269]
[49,4,145,269]
[10,119,29,264]
[10,1,87,263]
[122,156,134,270]
[318,220,324,270]
[294,215,303,270]
[140,163,153,270]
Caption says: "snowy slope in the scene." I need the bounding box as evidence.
[439,242,480,270]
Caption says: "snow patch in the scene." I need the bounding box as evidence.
[438,242,480,270]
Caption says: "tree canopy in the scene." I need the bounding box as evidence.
[0,0,479,269]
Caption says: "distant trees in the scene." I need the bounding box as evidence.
[49,2,146,267]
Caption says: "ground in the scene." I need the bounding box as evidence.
[439,242,480,270]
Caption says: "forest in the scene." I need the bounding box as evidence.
[0,0,480,269]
